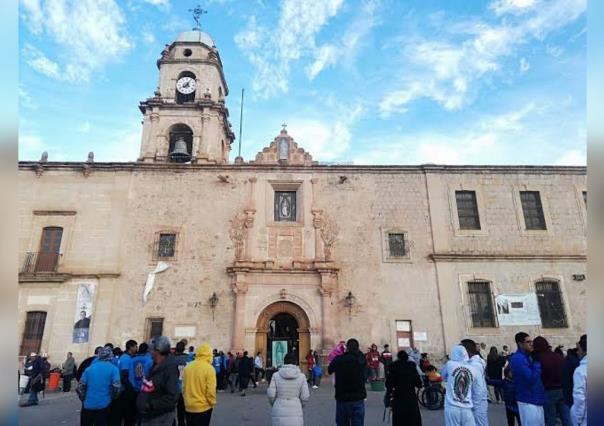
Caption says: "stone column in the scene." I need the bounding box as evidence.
[319,272,336,349]
[231,278,248,352]
[244,178,257,260]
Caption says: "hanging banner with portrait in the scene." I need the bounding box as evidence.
[495,293,541,326]
[272,340,288,368]
[72,282,96,343]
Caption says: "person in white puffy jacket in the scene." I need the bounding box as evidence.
[267,353,310,426]
[571,334,587,426]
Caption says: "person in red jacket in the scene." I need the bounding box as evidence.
[365,344,380,381]
[305,350,317,388]
[533,336,572,426]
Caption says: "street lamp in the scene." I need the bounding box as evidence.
[209,292,219,320]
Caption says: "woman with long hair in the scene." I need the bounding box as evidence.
[486,346,506,403]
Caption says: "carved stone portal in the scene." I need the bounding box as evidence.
[319,213,339,261]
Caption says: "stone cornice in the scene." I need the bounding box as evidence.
[227,260,339,274]
[18,162,587,175]
[18,272,121,283]
[430,253,586,262]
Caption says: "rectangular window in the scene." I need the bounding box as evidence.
[468,281,496,328]
[536,281,568,328]
[157,233,176,258]
[274,191,296,222]
[388,233,406,257]
[147,318,164,340]
[20,311,47,356]
[455,191,481,230]
[520,191,546,230]
[36,227,63,272]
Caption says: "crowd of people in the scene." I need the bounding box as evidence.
[442,333,587,426]
[18,332,587,426]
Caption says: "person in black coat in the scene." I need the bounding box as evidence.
[385,350,423,426]
[238,351,254,396]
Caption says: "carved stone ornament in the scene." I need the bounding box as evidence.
[279,288,287,299]
[320,213,339,261]
[228,212,248,260]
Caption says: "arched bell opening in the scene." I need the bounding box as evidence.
[168,123,193,163]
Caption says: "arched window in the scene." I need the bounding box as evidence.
[535,280,568,328]
[168,124,193,163]
[175,71,197,104]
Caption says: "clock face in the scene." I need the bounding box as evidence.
[176,77,196,94]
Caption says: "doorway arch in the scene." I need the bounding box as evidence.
[255,301,311,369]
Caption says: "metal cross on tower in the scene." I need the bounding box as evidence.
[189,5,207,30]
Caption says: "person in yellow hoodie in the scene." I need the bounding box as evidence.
[183,344,217,426]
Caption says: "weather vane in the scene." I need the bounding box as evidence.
[189,5,207,30]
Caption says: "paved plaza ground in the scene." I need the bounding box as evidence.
[19,381,509,426]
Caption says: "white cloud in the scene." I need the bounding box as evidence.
[19,87,37,110]
[546,45,564,57]
[554,149,585,165]
[23,45,62,79]
[141,0,169,7]
[78,122,91,133]
[480,102,535,131]
[235,0,345,97]
[94,125,141,162]
[380,0,585,115]
[489,0,538,16]
[520,57,530,72]
[142,29,156,44]
[20,0,132,82]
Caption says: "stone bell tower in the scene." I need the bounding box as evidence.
[138,24,235,164]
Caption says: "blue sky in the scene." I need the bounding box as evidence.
[19,0,586,165]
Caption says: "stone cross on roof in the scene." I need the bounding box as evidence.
[189,5,207,30]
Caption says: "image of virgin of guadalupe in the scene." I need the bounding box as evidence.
[73,310,91,343]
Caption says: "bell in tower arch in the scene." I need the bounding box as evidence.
[169,136,191,163]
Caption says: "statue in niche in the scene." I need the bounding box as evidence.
[278,139,288,160]
[320,214,339,261]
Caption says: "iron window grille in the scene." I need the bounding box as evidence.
[520,191,546,230]
[148,318,164,340]
[20,311,47,356]
[274,191,296,222]
[157,233,176,258]
[388,233,406,257]
[468,281,497,328]
[535,281,568,328]
[455,191,481,230]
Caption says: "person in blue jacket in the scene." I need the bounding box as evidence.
[510,332,547,426]
[129,343,153,392]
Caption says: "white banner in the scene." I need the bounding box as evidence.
[72,282,96,343]
[143,261,170,304]
[495,293,541,326]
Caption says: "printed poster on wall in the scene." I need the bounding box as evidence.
[272,340,287,368]
[495,293,541,326]
[72,282,96,343]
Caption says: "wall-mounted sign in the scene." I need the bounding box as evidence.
[495,294,541,326]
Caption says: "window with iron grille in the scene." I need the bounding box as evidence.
[455,191,481,230]
[147,318,164,340]
[468,281,496,328]
[520,191,546,230]
[388,233,406,257]
[274,191,296,222]
[20,311,47,356]
[157,233,176,258]
[535,281,568,328]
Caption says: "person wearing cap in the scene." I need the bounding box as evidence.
[77,346,121,425]
[136,336,180,425]
[183,343,216,426]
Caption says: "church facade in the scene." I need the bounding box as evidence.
[18,29,587,367]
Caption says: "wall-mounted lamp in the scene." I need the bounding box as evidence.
[209,292,219,320]
[345,291,356,316]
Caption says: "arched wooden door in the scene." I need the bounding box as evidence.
[255,301,311,369]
